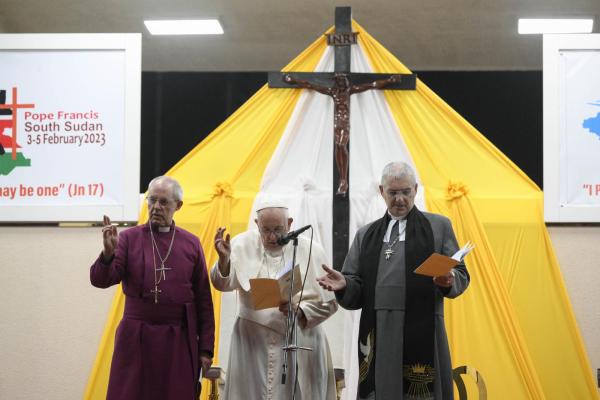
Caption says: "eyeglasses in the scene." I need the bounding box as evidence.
[146,196,175,207]
[386,189,414,198]
[258,227,287,237]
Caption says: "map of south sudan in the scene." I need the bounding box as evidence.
[583,104,600,140]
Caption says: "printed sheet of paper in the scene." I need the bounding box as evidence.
[249,264,301,310]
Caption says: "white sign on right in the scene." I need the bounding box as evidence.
[544,34,600,222]
[559,50,600,206]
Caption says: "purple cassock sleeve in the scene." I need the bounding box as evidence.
[90,230,128,288]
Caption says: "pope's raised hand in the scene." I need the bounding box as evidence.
[214,227,231,263]
[316,264,347,292]
[102,215,118,259]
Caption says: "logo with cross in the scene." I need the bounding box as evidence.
[0,87,34,175]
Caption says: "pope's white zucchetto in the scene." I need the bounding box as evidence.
[255,196,289,212]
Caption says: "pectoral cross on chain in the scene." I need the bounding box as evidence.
[156,263,172,281]
[385,248,395,260]
[151,286,162,304]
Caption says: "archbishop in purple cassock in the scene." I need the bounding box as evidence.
[90,176,215,400]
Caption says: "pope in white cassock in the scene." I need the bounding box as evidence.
[210,199,338,400]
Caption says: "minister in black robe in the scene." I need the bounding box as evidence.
[318,162,469,400]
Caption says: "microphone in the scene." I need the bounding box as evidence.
[277,225,311,246]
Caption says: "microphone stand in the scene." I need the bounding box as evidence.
[281,236,312,400]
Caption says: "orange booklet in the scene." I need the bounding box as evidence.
[249,264,301,310]
[414,242,474,277]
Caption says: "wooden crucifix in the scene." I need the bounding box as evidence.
[268,6,417,271]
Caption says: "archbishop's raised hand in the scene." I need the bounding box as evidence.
[316,264,347,292]
[102,215,118,259]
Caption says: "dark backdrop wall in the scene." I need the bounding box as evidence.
[141,71,542,191]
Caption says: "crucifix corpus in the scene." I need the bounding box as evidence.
[269,6,417,271]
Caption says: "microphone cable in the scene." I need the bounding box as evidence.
[290,225,314,398]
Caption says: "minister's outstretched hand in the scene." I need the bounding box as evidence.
[316,264,346,292]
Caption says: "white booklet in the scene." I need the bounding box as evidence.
[451,241,475,262]
[276,260,294,280]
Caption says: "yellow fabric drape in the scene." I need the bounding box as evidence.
[432,185,544,399]
[85,19,599,400]
[83,31,329,400]
[356,21,598,399]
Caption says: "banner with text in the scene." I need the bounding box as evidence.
[0,34,141,222]
[559,50,600,207]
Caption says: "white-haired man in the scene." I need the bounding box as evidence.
[211,200,338,400]
[318,162,470,400]
[90,176,215,400]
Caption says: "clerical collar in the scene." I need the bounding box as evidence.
[384,212,407,243]
[387,211,406,221]
[265,248,284,257]
[149,221,174,233]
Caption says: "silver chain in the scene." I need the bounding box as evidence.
[386,235,401,252]
[262,250,286,278]
[149,221,177,285]
[384,221,406,260]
